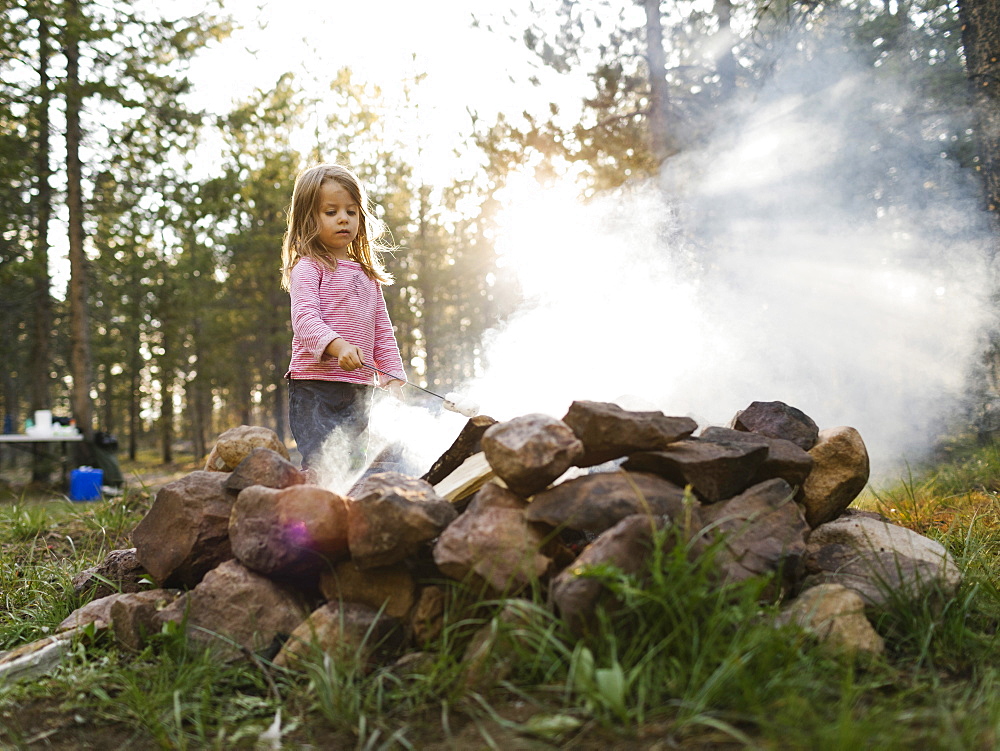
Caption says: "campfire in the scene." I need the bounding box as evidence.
[0,400,960,680]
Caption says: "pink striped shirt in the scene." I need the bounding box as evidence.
[286,257,405,385]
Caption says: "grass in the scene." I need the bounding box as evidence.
[1,438,1000,747]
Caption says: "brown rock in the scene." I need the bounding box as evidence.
[799,426,870,527]
[561,401,698,467]
[623,439,768,503]
[433,483,553,594]
[132,471,235,588]
[274,601,404,670]
[347,472,457,569]
[229,484,351,577]
[730,401,819,451]
[699,426,814,488]
[410,585,447,647]
[701,478,809,594]
[319,560,417,620]
[525,470,692,534]
[223,447,306,493]
[481,414,584,497]
[551,514,672,636]
[779,583,885,656]
[205,425,290,472]
[72,548,149,601]
[110,589,184,651]
[155,559,309,660]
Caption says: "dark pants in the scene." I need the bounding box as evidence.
[287,379,374,471]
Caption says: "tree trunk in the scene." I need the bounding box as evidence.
[64,0,94,441]
[29,12,53,416]
[643,0,673,162]
[713,0,738,100]
[960,0,1000,219]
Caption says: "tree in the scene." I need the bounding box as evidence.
[959,0,1000,219]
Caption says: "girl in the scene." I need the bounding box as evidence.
[281,164,406,473]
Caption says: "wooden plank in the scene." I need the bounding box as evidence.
[421,415,497,485]
[433,452,499,503]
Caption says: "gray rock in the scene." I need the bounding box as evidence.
[699,426,814,489]
[223,447,306,493]
[110,589,184,651]
[347,472,457,569]
[132,471,235,588]
[561,400,697,467]
[481,414,585,497]
[525,470,692,533]
[804,513,961,606]
[229,484,351,577]
[701,478,810,595]
[155,559,310,661]
[433,483,553,594]
[623,439,768,503]
[551,514,673,636]
[730,401,819,451]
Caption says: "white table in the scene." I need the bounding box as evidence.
[0,434,84,488]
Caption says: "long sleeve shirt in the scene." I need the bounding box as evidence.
[286,256,406,386]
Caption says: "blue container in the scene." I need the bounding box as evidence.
[70,467,103,501]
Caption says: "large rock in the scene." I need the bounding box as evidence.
[433,483,553,594]
[223,447,306,493]
[799,426,870,527]
[778,583,885,656]
[347,472,457,569]
[481,414,584,497]
[701,478,810,594]
[72,548,148,601]
[319,560,417,620]
[561,401,697,467]
[699,426,814,489]
[229,484,351,578]
[804,512,961,606]
[730,401,819,451]
[155,559,309,660]
[132,471,235,588]
[525,470,692,534]
[550,514,672,636]
[205,425,290,472]
[623,439,768,503]
[273,601,403,670]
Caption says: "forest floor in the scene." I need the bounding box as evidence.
[1,438,1000,749]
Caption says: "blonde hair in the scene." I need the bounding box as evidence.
[280,164,394,290]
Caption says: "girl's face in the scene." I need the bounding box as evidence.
[315,179,360,259]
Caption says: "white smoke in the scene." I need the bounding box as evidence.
[468,37,997,483]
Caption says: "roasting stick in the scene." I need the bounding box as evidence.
[361,364,480,417]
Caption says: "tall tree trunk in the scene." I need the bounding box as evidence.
[960,0,1000,220]
[64,0,94,441]
[643,0,673,162]
[714,0,738,101]
[160,372,174,464]
[29,12,53,415]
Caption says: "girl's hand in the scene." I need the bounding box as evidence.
[387,380,405,400]
[326,337,364,371]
